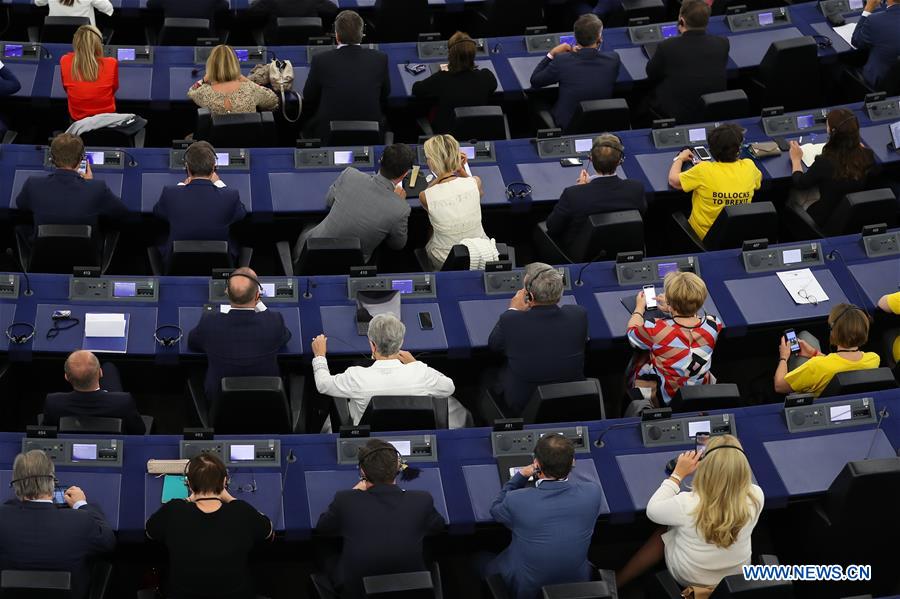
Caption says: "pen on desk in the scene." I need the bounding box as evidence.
[799,136,803,144]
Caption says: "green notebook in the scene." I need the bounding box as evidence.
[161,475,189,503]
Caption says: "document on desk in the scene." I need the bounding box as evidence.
[833,22,857,48]
[800,143,826,168]
[776,269,829,305]
[82,313,129,353]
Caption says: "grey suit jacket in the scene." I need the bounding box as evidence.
[300,168,411,262]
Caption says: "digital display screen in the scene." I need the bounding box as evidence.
[661,24,679,38]
[461,146,476,159]
[333,151,353,165]
[687,420,711,437]
[388,440,411,456]
[782,249,802,264]
[657,262,679,279]
[117,48,136,61]
[4,44,23,58]
[849,0,863,9]
[235,49,249,62]
[72,444,98,461]
[688,128,707,143]
[215,152,230,166]
[559,35,576,46]
[230,444,256,461]
[391,279,414,294]
[796,115,815,129]
[113,281,136,297]
[890,121,900,149]
[87,151,105,166]
[757,11,774,25]
[260,282,275,297]
[574,138,592,153]
[829,405,852,422]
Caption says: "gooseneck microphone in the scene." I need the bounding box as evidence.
[5,249,32,296]
[593,420,640,448]
[575,251,609,287]
[864,407,890,460]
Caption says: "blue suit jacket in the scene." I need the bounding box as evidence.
[0,65,21,96]
[851,5,900,88]
[0,501,115,599]
[15,170,127,231]
[43,390,146,435]
[487,474,604,599]
[530,48,620,131]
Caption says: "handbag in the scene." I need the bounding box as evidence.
[748,141,781,158]
[681,585,716,599]
[248,58,302,123]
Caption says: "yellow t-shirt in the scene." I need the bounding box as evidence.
[784,352,881,397]
[679,159,762,239]
[885,291,900,314]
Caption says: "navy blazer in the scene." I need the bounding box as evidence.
[530,48,620,131]
[0,65,22,96]
[315,485,446,599]
[488,304,588,414]
[487,474,604,599]
[851,5,900,88]
[546,175,647,255]
[187,309,291,401]
[0,501,115,599]
[152,179,246,260]
[15,170,127,231]
[43,390,146,435]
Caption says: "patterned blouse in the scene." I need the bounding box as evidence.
[187,80,279,114]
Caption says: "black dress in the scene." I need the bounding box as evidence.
[791,152,877,229]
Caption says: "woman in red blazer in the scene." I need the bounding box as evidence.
[59,24,118,121]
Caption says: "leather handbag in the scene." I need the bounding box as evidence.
[749,141,781,158]
[248,58,302,123]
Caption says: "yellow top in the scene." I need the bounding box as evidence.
[679,159,762,239]
[884,291,900,314]
[784,352,881,397]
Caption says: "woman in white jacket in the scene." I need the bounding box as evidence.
[35,0,114,26]
[617,434,764,592]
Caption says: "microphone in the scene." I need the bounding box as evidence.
[303,278,315,299]
[574,251,609,287]
[6,249,32,296]
[277,449,296,526]
[864,406,890,460]
[33,44,52,60]
[118,149,138,167]
[593,420,640,448]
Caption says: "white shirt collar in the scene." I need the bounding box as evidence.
[27,499,53,503]
[535,477,569,487]
[336,43,360,49]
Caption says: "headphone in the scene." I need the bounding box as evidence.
[828,304,869,337]
[700,444,747,461]
[506,182,532,201]
[812,34,833,49]
[225,271,262,300]
[448,37,478,49]
[357,445,406,481]
[182,455,229,493]
[593,137,626,165]
[524,267,557,303]
[831,114,858,133]
[9,474,57,487]
[6,322,35,345]
[154,324,183,348]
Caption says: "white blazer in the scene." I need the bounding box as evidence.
[34,0,114,26]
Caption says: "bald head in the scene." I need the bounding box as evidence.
[227,267,261,307]
[64,350,101,391]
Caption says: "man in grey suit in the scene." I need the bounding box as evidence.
[295,144,415,263]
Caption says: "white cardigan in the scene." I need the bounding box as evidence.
[34,0,114,26]
[647,479,765,588]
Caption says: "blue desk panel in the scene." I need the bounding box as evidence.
[809,18,859,53]
[140,173,253,213]
[396,60,502,96]
[635,152,681,193]
[507,55,544,90]
[724,269,849,326]
[269,170,350,213]
[0,304,18,351]
[593,289,723,340]
[727,27,805,68]
[514,162,628,203]
[616,450,693,511]
[177,306,304,355]
[0,470,122,530]
[471,165,509,206]
[859,124,897,163]
[848,259,900,307]
[459,294,578,348]
[319,302,447,353]
[9,170,124,209]
[31,304,159,354]
[51,65,153,101]
[5,62,38,97]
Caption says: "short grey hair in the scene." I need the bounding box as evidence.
[368,313,405,357]
[12,450,55,500]
[525,262,564,304]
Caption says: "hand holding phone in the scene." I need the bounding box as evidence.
[695,432,710,456]
[784,328,800,354]
[643,284,658,309]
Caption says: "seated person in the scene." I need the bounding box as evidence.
[247,0,339,44]
[529,14,620,131]
[60,25,118,121]
[146,452,273,599]
[311,314,467,430]
[545,133,646,255]
[626,272,722,407]
[153,140,246,263]
[316,439,446,599]
[35,0,114,26]
[668,124,761,240]
[851,0,900,89]
[188,45,278,114]
[188,267,292,403]
[617,436,764,592]
[411,31,498,133]
[297,143,414,264]
[774,303,880,397]
[788,108,877,228]
[879,291,900,362]
[0,450,115,599]
[43,350,145,434]
[488,263,588,414]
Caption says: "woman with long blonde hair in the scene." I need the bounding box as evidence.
[188,45,278,115]
[616,435,764,592]
[59,24,118,120]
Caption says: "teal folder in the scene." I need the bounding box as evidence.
[161,475,188,503]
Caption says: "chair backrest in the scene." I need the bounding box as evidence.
[522,380,605,424]
[363,571,434,598]
[484,0,544,35]
[58,416,123,434]
[568,210,644,263]
[824,458,900,527]
[820,368,898,398]
[361,396,446,431]
[700,89,750,122]
[824,188,898,236]
[158,18,212,45]
[372,0,429,42]
[709,572,794,598]
[567,98,630,135]
[452,106,509,141]
[295,237,364,275]
[212,377,292,434]
[79,127,138,148]
[669,383,741,414]
[30,224,97,274]
[703,202,778,250]
[325,121,383,146]
[542,580,615,599]
[758,36,819,110]
[273,16,323,44]
[168,240,233,276]
[41,16,90,43]
[883,57,900,96]
[440,245,470,271]
[1,571,72,598]
[203,112,277,148]
[622,0,666,23]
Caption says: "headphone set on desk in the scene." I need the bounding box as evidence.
[5,322,35,345]
[812,34,833,49]
[505,182,532,201]
[154,325,183,348]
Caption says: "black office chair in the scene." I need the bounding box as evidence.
[2,562,112,599]
[148,240,252,276]
[369,0,430,43]
[324,121,390,146]
[819,368,898,398]
[622,0,666,25]
[656,556,792,598]
[700,90,750,122]
[280,237,365,276]
[79,122,147,149]
[17,224,117,275]
[672,202,778,252]
[485,569,618,599]
[480,379,605,425]
[330,395,450,432]
[540,99,630,135]
[195,109,278,148]
[267,17,323,45]
[669,384,741,414]
[476,0,544,36]
[751,36,819,111]
[31,16,91,44]
[156,18,213,45]
[533,210,645,264]
[413,243,514,272]
[311,564,442,599]
[58,416,123,434]
[784,188,898,240]
[189,375,306,434]
[842,56,900,99]
[451,106,510,141]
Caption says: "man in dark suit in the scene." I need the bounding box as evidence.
[188,267,292,402]
[152,141,246,264]
[43,350,145,435]
[530,14,620,132]
[546,133,646,255]
[645,0,729,124]
[302,10,390,140]
[0,450,115,599]
[316,439,446,599]
[247,0,338,42]
[488,263,588,414]
[852,0,900,88]
[484,434,604,599]
[146,0,227,22]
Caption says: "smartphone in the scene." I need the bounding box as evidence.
[52,487,67,505]
[693,146,712,161]
[418,311,433,330]
[77,159,88,175]
[560,157,582,167]
[695,432,710,456]
[643,284,657,309]
[784,328,800,354]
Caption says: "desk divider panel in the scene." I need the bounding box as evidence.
[727,27,804,68]
[724,269,848,325]
[5,62,38,97]
[859,124,898,163]
[31,304,158,354]
[848,260,900,306]
[320,303,447,354]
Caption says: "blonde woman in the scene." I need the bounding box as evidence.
[617,435,764,592]
[35,0,113,26]
[188,45,278,115]
[419,134,488,270]
[60,24,117,121]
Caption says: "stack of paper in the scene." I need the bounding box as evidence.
[776,269,830,305]
[833,22,857,48]
[83,313,129,353]
[801,143,826,168]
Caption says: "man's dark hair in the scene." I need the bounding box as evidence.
[573,14,603,47]
[335,10,364,45]
[184,141,216,177]
[227,267,260,305]
[379,144,415,180]
[708,123,743,163]
[50,133,84,169]
[590,133,624,175]
[534,434,575,479]
[679,0,710,29]
[358,439,399,485]
[186,452,227,495]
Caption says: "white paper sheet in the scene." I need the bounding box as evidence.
[833,22,857,48]
[776,268,830,305]
[801,143,826,168]
[84,313,126,337]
